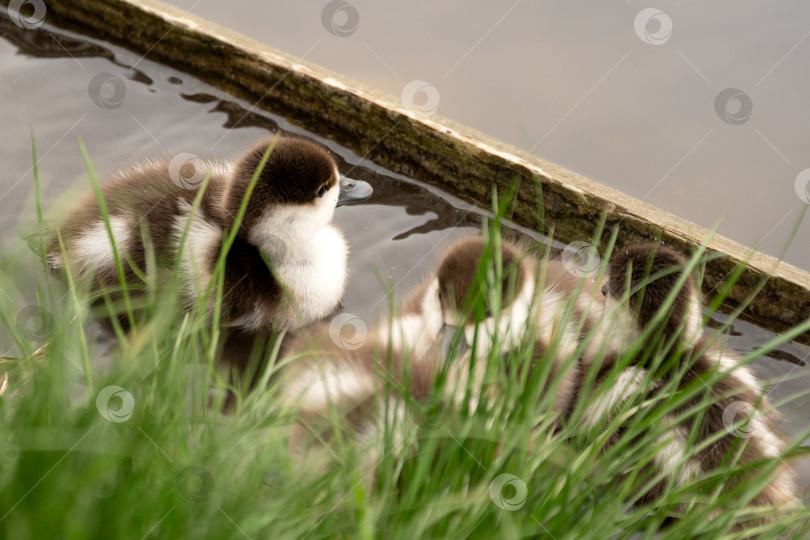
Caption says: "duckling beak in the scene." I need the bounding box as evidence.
[337,175,373,207]
[601,282,611,297]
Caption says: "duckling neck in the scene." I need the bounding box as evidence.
[246,206,348,327]
[247,206,336,265]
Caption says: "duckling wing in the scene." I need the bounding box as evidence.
[47,159,229,290]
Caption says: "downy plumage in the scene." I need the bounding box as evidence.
[48,136,372,332]
[592,244,799,514]
[277,236,799,522]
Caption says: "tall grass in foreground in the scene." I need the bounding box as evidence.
[0,141,809,539]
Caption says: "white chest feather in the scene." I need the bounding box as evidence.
[245,193,347,329]
[271,225,349,329]
[172,196,348,331]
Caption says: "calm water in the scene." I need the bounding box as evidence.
[164,0,810,272]
[0,16,808,490]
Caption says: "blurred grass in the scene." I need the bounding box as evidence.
[0,142,809,539]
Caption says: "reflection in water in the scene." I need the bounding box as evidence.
[0,15,112,61]
[705,316,742,336]
[1,12,481,244]
[767,349,807,368]
[0,15,152,86]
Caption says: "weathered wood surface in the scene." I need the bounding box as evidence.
[7,0,809,342]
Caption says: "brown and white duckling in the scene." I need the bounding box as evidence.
[427,236,613,416]
[48,136,372,332]
[591,243,798,513]
[371,235,525,365]
[378,237,607,357]
[602,244,703,350]
[436,237,606,349]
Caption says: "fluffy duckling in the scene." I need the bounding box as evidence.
[48,136,372,332]
[436,237,606,347]
[426,236,615,417]
[380,237,608,355]
[602,244,703,350]
[374,235,634,417]
[591,243,798,514]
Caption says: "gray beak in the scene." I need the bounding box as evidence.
[601,282,611,297]
[337,174,373,207]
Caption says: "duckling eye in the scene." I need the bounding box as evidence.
[316,185,328,198]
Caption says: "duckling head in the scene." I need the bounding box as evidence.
[223,136,372,252]
[603,244,702,348]
[435,236,533,355]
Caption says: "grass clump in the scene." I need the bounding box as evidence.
[0,142,808,539]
